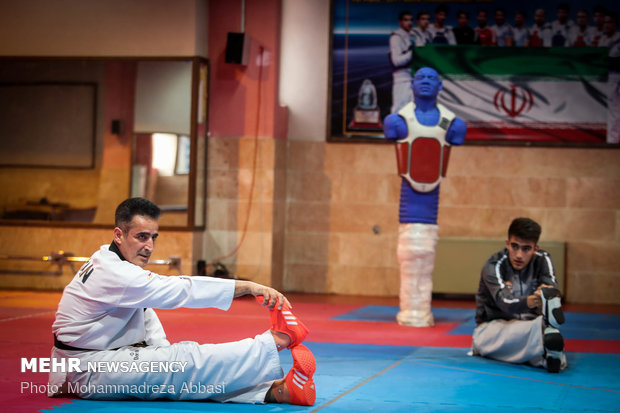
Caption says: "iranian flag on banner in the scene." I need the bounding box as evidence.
[412,46,609,143]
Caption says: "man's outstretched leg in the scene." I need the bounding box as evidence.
[541,287,565,328]
[540,287,566,372]
[543,326,564,373]
[257,296,316,405]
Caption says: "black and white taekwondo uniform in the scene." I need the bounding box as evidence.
[49,243,283,403]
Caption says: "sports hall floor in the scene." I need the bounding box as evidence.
[1,290,618,412]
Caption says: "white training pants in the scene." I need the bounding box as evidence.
[396,223,438,327]
[49,331,282,404]
[472,316,544,365]
[471,316,567,369]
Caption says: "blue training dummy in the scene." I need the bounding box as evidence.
[384,67,467,327]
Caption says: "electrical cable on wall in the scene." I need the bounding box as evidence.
[206,46,265,277]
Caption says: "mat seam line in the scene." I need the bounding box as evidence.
[310,358,405,412]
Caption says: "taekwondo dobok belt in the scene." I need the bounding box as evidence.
[395,102,455,193]
[53,334,147,351]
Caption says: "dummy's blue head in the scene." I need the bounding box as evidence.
[411,67,442,100]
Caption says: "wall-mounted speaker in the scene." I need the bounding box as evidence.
[111,119,124,135]
[225,32,250,65]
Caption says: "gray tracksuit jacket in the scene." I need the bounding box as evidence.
[475,248,558,325]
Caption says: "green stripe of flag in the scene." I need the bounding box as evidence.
[412,45,608,80]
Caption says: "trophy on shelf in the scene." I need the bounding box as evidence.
[348,78,382,129]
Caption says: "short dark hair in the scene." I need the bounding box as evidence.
[399,11,413,21]
[115,197,161,230]
[593,5,607,15]
[457,10,469,19]
[417,10,430,20]
[557,3,570,12]
[435,4,449,15]
[606,10,619,24]
[508,218,542,244]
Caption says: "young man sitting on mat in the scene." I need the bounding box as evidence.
[471,217,567,373]
[49,197,316,405]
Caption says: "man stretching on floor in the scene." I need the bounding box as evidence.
[472,217,567,373]
[49,197,316,405]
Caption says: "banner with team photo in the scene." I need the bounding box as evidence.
[329,0,620,144]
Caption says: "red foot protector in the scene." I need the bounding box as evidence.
[256,296,309,348]
[285,344,316,406]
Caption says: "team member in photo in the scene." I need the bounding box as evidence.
[491,8,514,46]
[529,8,553,47]
[428,5,456,45]
[512,11,530,46]
[49,197,316,405]
[412,10,433,47]
[453,10,478,45]
[551,3,576,46]
[471,218,567,373]
[475,10,496,46]
[591,6,607,46]
[598,10,620,48]
[390,11,416,113]
[569,9,596,46]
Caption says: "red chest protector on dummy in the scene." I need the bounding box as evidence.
[395,102,455,193]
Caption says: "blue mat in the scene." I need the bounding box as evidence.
[333,305,620,340]
[321,347,620,412]
[45,342,620,412]
[332,305,473,324]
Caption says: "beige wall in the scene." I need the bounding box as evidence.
[203,136,287,289]
[0,0,208,57]
[280,141,620,304]
[280,0,330,142]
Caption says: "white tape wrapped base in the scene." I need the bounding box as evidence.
[396,223,438,327]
